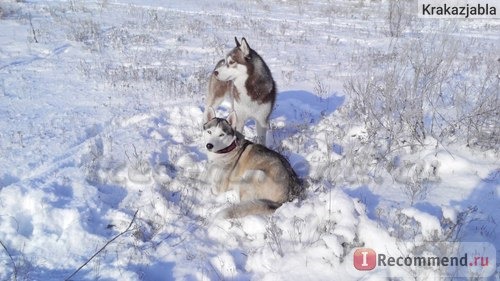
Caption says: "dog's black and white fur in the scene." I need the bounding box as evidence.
[205,37,276,145]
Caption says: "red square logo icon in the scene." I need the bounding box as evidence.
[354,248,377,271]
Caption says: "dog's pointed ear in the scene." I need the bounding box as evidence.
[204,106,216,123]
[227,111,238,129]
[240,37,250,57]
[234,37,241,47]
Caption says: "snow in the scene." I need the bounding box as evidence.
[0,0,499,280]
[442,206,458,224]
[401,207,443,239]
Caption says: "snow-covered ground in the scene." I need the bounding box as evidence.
[0,0,498,280]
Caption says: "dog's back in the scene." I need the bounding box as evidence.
[220,141,302,218]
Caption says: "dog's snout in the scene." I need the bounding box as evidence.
[213,70,219,76]
[206,143,214,150]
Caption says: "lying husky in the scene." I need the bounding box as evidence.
[203,109,302,218]
[205,37,276,145]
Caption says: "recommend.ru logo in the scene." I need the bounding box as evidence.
[351,242,496,278]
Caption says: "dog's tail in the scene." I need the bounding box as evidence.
[218,199,282,219]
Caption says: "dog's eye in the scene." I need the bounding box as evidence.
[228,60,235,65]
[219,133,224,137]
[207,130,212,134]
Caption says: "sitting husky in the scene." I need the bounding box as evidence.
[203,108,302,219]
[205,37,276,145]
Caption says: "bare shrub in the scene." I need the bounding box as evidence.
[0,3,26,21]
[381,205,477,242]
[266,218,284,257]
[451,59,499,149]
[66,19,103,52]
[346,35,452,149]
[313,74,330,97]
[344,29,498,153]
[380,206,480,278]
[387,0,411,37]
[82,138,105,184]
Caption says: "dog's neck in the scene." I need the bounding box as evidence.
[215,138,238,154]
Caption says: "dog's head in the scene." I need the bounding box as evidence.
[202,108,238,153]
[213,37,252,82]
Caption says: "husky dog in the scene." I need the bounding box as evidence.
[203,109,302,219]
[205,37,276,145]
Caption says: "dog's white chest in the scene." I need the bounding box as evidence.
[232,85,271,121]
